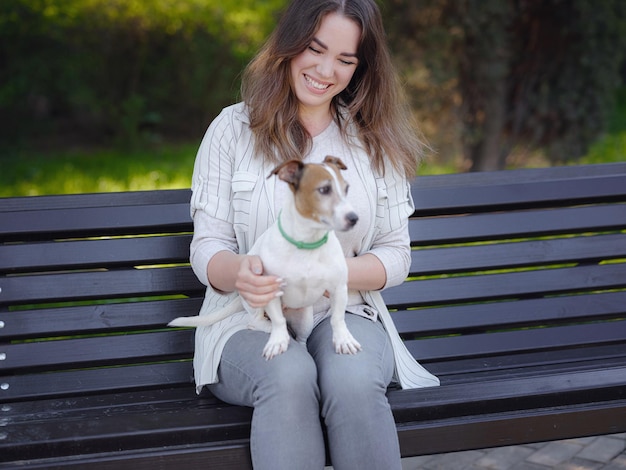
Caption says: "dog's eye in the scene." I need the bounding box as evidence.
[345,184,350,195]
[318,185,332,195]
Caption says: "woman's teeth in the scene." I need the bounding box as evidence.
[305,75,330,90]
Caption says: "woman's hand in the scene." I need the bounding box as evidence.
[207,251,283,307]
[235,255,284,308]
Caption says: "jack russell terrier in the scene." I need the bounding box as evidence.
[168,156,362,360]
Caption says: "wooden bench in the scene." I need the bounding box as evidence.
[2,162,626,469]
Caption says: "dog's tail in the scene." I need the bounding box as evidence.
[168,297,244,328]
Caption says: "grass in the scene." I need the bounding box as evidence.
[0,142,198,197]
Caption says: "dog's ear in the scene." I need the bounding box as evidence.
[323,155,347,170]
[269,160,304,186]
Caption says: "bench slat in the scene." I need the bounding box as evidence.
[391,291,626,336]
[410,203,626,245]
[0,202,191,241]
[430,344,626,379]
[384,262,626,308]
[0,363,194,401]
[412,165,626,213]
[1,330,192,372]
[410,233,626,276]
[0,298,203,339]
[0,235,192,273]
[404,320,626,362]
[416,162,625,188]
[0,189,191,212]
[1,266,204,305]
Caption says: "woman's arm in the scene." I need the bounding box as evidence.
[356,171,414,291]
[346,253,386,292]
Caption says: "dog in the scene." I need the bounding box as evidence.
[168,155,362,360]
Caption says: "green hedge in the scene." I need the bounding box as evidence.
[0,0,286,150]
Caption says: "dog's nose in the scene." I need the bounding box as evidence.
[346,212,358,228]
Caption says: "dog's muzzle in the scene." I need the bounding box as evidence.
[345,211,358,229]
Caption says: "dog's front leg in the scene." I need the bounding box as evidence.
[262,298,291,360]
[329,285,362,354]
[246,308,272,333]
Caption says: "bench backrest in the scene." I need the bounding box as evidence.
[387,163,626,383]
[1,163,626,403]
[0,191,201,401]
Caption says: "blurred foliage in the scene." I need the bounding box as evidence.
[387,0,626,170]
[0,0,286,150]
[1,0,624,173]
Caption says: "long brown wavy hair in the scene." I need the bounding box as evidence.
[241,0,426,178]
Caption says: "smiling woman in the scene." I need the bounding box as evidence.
[185,1,438,469]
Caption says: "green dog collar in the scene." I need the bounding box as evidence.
[277,212,329,250]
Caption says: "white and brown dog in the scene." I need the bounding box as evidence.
[168,156,362,359]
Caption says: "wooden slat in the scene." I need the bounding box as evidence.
[389,366,626,420]
[384,263,626,308]
[0,329,193,372]
[397,401,626,458]
[409,203,626,245]
[1,266,203,305]
[0,298,203,339]
[412,163,626,213]
[416,162,626,188]
[428,344,626,379]
[0,202,192,241]
[0,362,195,402]
[410,233,626,275]
[0,234,192,273]
[391,291,626,336]
[0,189,191,212]
[404,321,626,362]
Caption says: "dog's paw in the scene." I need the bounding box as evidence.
[262,330,291,360]
[333,329,362,355]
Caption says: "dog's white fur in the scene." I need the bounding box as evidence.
[168,156,362,359]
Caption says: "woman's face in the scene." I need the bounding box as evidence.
[290,12,361,117]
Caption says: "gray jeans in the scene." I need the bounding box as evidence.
[207,313,401,470]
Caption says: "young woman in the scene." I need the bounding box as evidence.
[188,0,439,468]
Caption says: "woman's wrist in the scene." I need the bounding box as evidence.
[207,250,245,294]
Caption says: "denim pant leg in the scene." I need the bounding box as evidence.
[207,329,326,470]
[307,314,402,470]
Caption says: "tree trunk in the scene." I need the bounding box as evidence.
[467,78,508,171]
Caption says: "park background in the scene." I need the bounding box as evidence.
[1,0,625,197]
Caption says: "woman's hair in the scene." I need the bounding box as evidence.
[241,0,425,178]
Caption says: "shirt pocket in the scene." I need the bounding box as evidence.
[231,171,258,250]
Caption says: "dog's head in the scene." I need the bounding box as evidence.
[270,156,358,232]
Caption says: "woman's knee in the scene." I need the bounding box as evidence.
[254,340,320,404]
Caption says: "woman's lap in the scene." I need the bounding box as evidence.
[207,314,400,470]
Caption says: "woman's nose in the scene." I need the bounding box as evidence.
[316,57,334,78]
